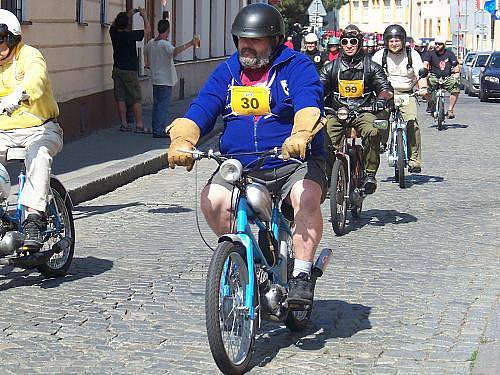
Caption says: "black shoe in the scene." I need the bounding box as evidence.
[408,165,421,173]
[379,143,387,154]
[287,273,314,307]
[426,103,435,114]
[363,173,377,195]
[23,214,46,250]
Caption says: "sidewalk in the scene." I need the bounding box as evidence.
[49,96,220,205]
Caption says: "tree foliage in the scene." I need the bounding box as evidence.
[275,0,349,33]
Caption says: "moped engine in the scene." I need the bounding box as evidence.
[260,284,288,322]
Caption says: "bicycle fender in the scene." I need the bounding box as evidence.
[50,176,74,209]
[218,234,244,246]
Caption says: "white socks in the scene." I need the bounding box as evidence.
[292,259,312,277]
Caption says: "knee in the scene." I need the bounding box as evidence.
[200,185,232,219]
[290,182,322,214]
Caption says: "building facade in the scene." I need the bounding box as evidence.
[0,0,262,142]
[338,0,451,42]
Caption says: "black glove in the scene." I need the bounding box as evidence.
[372,99,387,113]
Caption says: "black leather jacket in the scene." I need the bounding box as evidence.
[319,51,393,110]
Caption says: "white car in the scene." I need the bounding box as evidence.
[465,52,492,96]
[460,52,476,90]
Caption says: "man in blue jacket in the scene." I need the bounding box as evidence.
[166,4,326,306]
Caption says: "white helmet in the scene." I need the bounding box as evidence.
[414,39,424,47]
[0,164,10,202]
[304,33,318,43]
[434,36,446,44]
[367,39,376,47]
[0,9,21,36]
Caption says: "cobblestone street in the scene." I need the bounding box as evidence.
[0,96,498,374]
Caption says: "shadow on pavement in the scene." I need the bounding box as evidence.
[72,202,145,219]
[382,174,445,187]
[147,203,193,214]
[0,256,113,291]
[252,300,372,369]
[340,209,417,234]
[428,123,469,130]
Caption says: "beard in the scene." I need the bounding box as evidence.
[238,46,272,69]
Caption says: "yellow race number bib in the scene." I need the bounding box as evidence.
[230,86,271,116]
[338,79,364,99]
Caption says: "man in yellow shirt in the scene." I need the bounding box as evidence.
[0,9,63,250]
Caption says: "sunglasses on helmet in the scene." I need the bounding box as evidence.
[341,38,358,46]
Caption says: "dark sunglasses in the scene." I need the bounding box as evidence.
[435,42,444,46]
[341,38,358,46]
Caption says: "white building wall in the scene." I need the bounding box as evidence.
[211,0,226,57]
[175,0,195,62]
[195,0,211,59]
[226,0,241,56]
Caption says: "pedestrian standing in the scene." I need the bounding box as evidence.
[110,7,151,133]
[144,20,199,138]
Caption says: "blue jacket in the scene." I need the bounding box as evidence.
[185,45,325,169]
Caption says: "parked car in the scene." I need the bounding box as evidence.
[479,51,500,102]
[465,52,492,96]
[460,51,476,90]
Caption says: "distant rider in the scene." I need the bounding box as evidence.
[320,24,393,194]
[372,24,428,173]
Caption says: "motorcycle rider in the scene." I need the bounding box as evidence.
[423,37,460,119]
[320,24,393,194]
[366,38,376,57]
[166,4,327,307]
[321,36,341,64]
[372,24,428,173]
[303,32,326,72]
[0,10,63,249]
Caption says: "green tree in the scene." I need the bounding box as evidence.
[275,1,349,34]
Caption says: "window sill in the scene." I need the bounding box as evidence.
[101,23,111,28]
[77,22,89,27]
[21,21,32,25]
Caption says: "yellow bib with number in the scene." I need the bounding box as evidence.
[338,79,364,99]
[230,86,271,116]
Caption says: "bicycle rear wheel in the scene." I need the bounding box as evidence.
[329,159,347,236]
[37,179,75,277]
[205,241,255,375]
[396,130,406,189]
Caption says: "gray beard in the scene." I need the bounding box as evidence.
[238,47,272,69]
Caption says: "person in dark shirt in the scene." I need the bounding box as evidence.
[423,38,460,118]
[303,33,326,72]
[110,7,151,132]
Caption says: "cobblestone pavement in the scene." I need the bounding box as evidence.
[0,96,498,374]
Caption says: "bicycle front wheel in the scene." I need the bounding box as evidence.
[205,241,255,375]
[396,130,406,189]
[330,159,347,236]
[437,95,445,130]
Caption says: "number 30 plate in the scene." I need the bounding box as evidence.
[230,86,271,116]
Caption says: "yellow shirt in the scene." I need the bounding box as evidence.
[0,42,59,130]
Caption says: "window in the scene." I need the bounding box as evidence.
[363,0,369,8]
[1,0,24,21]
[100,0,108,25]
[353,0,360,7]
[76,0,84,24]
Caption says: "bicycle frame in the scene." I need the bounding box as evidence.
[389,108,409,164]
[1,166,63,238]
[221,191,292,320]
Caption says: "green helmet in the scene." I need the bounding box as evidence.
[328,36,340,45]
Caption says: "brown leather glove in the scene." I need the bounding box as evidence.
[166,118,201,171]
[282,107,325,160]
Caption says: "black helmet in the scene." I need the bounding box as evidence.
[231,3,284,44]
[383,24,407,45]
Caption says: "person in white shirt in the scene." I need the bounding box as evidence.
[144,20,199,138]
[372,25,428,173]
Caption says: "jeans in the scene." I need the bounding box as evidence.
[152,85,172,136]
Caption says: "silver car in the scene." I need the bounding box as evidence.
[465,52,492,96]
[460,52,476,90]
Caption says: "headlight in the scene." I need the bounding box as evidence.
[485,76,500,84]
[220,159,243,183]
[337,107,349,120]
